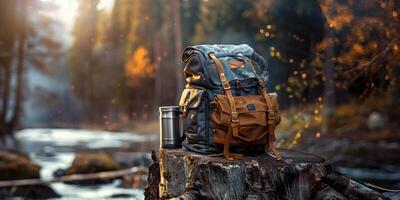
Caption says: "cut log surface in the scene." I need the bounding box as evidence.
[145,148,390,200]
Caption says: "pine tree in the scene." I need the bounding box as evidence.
[68,0,99,123]
[0,0,61,139]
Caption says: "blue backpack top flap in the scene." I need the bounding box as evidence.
[183,44,254,58]
[182,44,269,89]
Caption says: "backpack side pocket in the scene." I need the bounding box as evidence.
[179,88,209,144]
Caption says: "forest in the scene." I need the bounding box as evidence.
[1,0,399,131]
[0,0,399,199]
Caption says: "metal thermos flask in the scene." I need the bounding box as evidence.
[159,106,182,149]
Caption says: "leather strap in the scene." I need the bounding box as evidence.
[247,58,281,160]
[209,53,280,160]
[267,133,281,160]
[209,52,240,160]
[223,126,243,160]
[258,80,281,160]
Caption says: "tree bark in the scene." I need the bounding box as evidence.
[0,60,11,125]
[154,32,162,109]
[145,149,389,200]
[10,0,27,130]
[0,0,17,123]
[172,0,184,102]
[0,0,18,137]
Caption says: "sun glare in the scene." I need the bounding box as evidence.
[40,0,114,33]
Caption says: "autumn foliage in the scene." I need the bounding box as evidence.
[125,46,155,86]
[0,0,399,135]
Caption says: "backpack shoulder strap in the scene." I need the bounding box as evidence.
[248,58,281,160]
[258,79,281,160]
[209,52,242,160]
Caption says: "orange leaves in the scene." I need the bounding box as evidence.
[352,43,364,54]
[124,46,154,86]
[393,44,399,52]
[320,0,353,30]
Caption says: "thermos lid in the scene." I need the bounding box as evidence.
[159,106,181,112]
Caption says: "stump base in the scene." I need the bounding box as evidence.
[145,149,388,200]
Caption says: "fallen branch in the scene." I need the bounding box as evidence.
[362,182,400,193]
[0,166,147,188]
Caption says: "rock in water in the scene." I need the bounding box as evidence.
[65,151,121,175]
[145,148,389,200]
[0,150,60,199]
[367,112,385,131]
[63,151,121,185]
[0,150,40,181]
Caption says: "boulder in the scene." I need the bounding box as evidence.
[367,112,386,131]
[0,150,40,181]
[65,151,121,175]
[0,149,59,199]
[62,151,121,185]
[113,152,152,168]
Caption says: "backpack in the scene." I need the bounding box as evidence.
[179,44,281,160]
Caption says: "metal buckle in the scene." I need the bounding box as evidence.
[231,111,239,121]
[209,52,215,58]
[222,81,230,90]
[230,120,239,137]
[258,79,265,87]
[267,110,276,120]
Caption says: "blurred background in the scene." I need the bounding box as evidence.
[0,0,399,199]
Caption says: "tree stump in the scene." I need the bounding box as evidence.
[145,149,389,200]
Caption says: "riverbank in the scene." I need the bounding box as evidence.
[5,128,159,199]
[276,101,400,190]
[21,119,160,136]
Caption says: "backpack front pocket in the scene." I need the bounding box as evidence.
[210,94,280,146]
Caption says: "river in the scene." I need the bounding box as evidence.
[15,128,159,200]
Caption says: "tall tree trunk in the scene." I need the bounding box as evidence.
[172,0,183,103]
[322,8,336,135]
[0,61,11,122]
[89,58,95,124]
[0,0,17,137]
[154,32,162,108]
[159,12,171,104]
[10,0,27,130]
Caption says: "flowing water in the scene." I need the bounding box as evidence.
[15,128,159,200]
